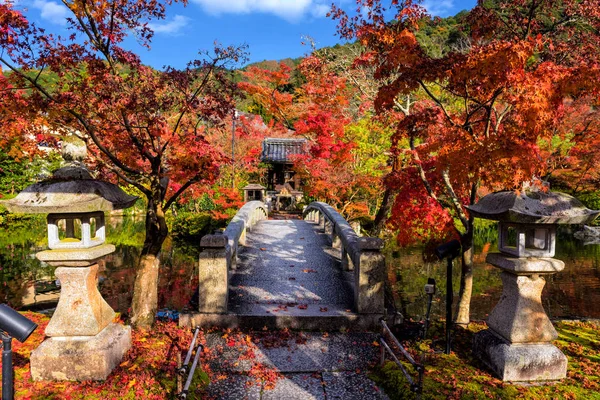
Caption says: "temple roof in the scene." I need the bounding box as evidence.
[261,138,307,164]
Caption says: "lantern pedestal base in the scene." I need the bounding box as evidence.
[45,264,116,337]
[486,271,558,343]
[30,323,131,381]
[473,329,566,382]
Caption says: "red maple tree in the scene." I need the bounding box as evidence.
[331,0,600,323]
[240,56,386,216]
[0,1,247,327]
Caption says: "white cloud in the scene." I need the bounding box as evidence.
[310,4,330,18]
[191,0,330,22]
[32,0,69,25]
[148,15,191,35]
[421,0,455,17]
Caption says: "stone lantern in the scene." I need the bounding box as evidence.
[1,140,137,381]
[467,188,599,382]
[242,183,266,203]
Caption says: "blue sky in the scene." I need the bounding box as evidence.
[17,0,477,69]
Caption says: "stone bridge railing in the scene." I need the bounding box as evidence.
[197,201,268,313]
[303,202,385,315]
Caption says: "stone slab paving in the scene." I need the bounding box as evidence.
[205,332,380,373]
[322,372,389,400]
[261,373,326,400]
[229,220,355,313]
[203,373,262,400]
[202,331,389,399]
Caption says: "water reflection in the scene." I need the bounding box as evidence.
[0,216,199,315]
[544,236,600,319]
[0,217,51,309]
[387,228,600,321]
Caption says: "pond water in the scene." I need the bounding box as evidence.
[0,216,199,317]
[0,217,598,322]
[388,228,600,321]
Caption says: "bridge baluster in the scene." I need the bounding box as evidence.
[332,230,342,249]
[198,234,229,314]
[324,219,334,238]
[341,246,353,271]
[196,201,268,315]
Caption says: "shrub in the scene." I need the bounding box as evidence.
[574,192,600,226]
[171,212,222,237]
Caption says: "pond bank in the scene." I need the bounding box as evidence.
[387,235,600,322]
[2,216,599,324]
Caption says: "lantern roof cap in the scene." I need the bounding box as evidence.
[467,189,600,224]
[1,157,137,214]
[242,184,266,190]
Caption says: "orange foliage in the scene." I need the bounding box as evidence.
[332,0,600,245]
[239,55,383,214]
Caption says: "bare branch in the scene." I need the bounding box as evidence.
[494,104,512,132]
[442,169,469,229]
[418,80,458,127]
[409,135,438,202]
[87,148,151,196]
[121,110,156,161]
[164,176,199,209]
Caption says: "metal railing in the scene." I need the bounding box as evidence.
[379,319,424,399]
[176,327,203,399]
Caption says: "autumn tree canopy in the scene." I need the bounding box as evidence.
[331,0,600,323]
[3,0,600,328]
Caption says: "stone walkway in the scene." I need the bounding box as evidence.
[229,219,355,318]
[203,331,389,400]
[202,218,389,399]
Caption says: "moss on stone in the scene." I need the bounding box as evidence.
[371,321,600,399]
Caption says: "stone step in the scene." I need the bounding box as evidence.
[203,371,390,400]
[179,310,382,331]
[230,302,354,316]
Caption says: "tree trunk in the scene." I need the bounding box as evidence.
[130,197,168,329]
[455,225,474,325]
[372,188,393,235]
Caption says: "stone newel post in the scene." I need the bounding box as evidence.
[2,140,138,381]
[468,188,599,382]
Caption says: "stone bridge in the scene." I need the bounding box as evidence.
[180,201,386,330]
